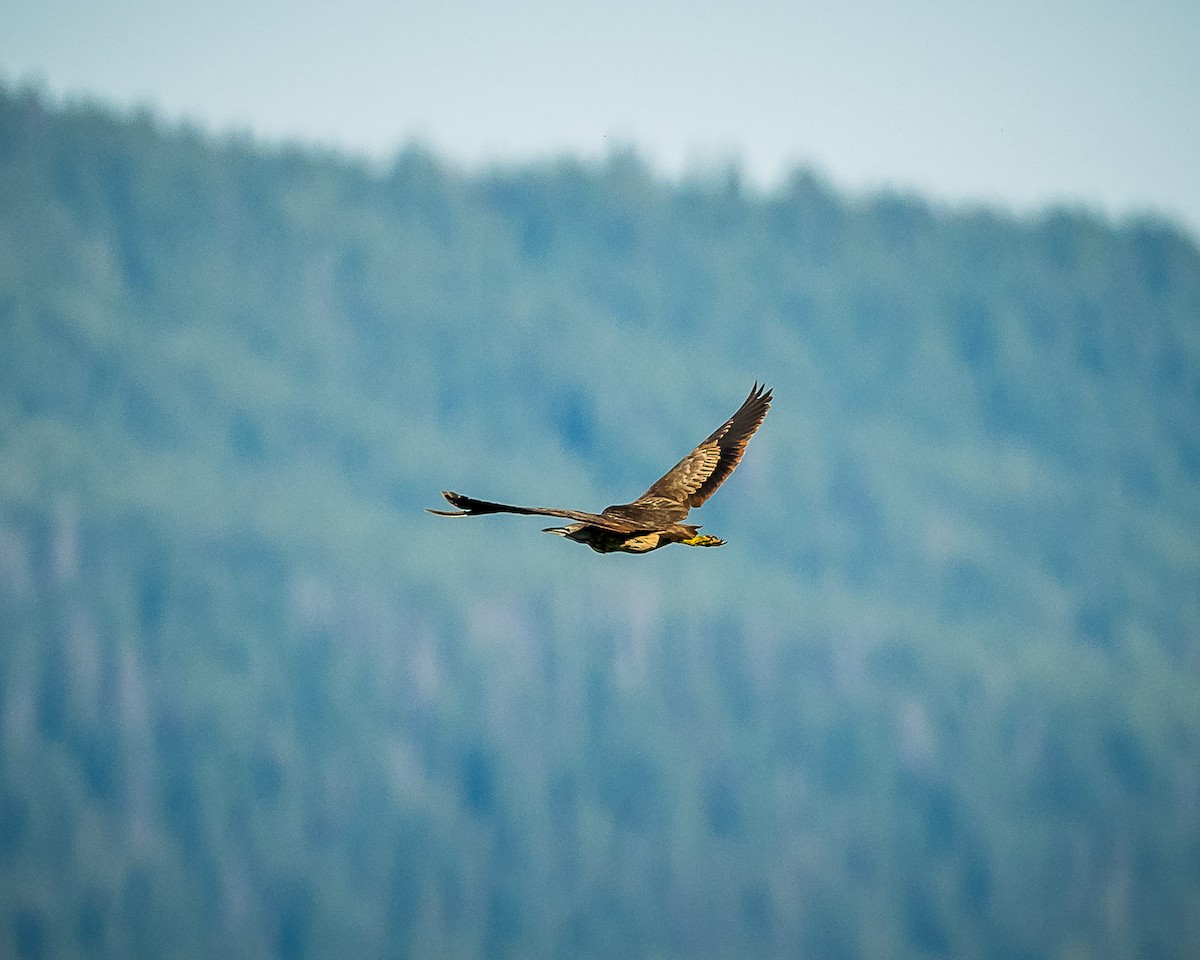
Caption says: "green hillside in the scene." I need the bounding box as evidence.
[2,83,1199,959]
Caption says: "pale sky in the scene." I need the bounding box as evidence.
[5,0,1199,236]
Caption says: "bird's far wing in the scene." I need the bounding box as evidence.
[637,382,772,509]
[427,491,645,532]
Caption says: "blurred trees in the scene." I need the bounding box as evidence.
[2,83,1199,959]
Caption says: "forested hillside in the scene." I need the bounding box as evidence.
[2,84,1199,959]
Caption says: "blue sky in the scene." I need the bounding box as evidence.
[5,0,1199,235]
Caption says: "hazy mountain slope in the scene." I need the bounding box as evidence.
[2,85,1199,960]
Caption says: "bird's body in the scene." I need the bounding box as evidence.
[428,383,772,553]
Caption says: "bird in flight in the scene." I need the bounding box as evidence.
[428,382,771,553]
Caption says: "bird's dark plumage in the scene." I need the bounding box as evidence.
[428,382,772,553]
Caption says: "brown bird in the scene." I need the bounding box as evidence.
[428,382,771,553]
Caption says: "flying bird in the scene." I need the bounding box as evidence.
[428,382,771,553]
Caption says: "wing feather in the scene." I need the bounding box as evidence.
[638,382,772,509]
[427,491,646,532]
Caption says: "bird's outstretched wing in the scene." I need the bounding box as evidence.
[427,491,646,532]
[637,382,772,509]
